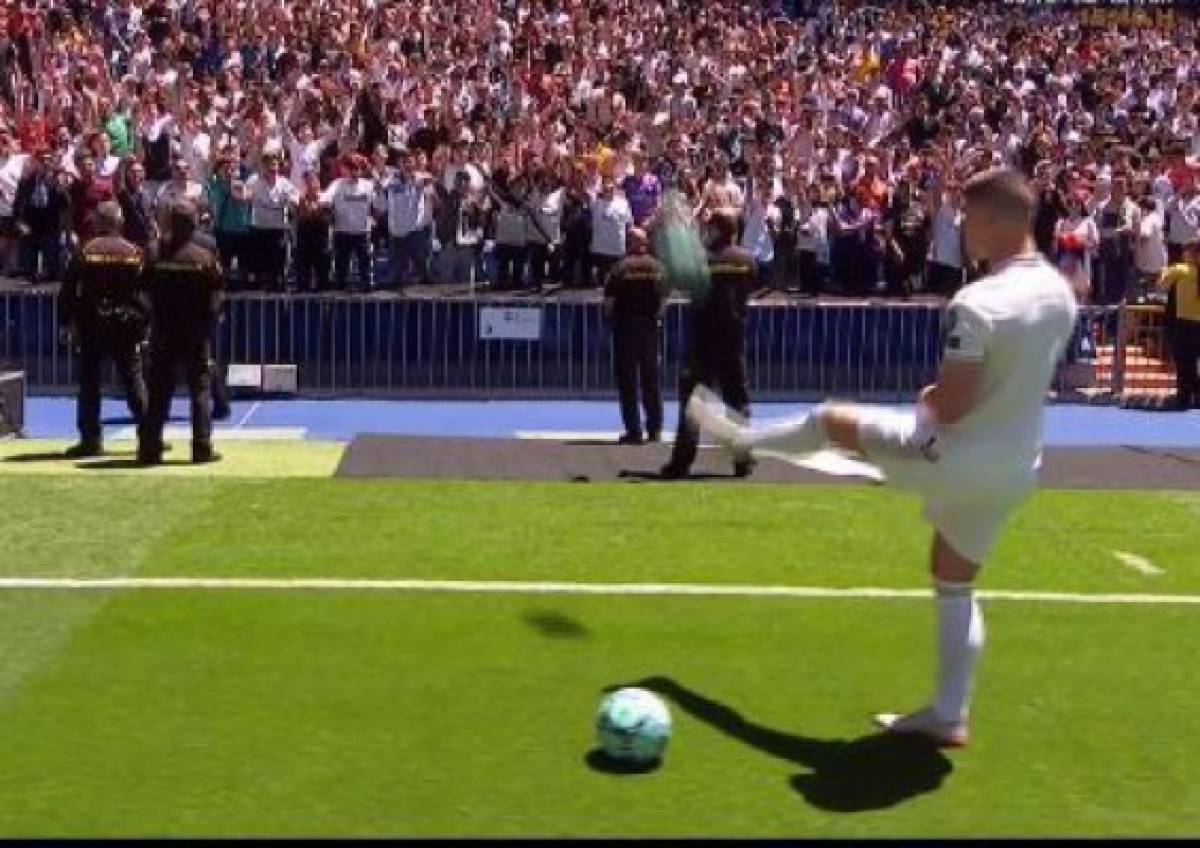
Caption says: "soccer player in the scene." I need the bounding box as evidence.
[688,169,1077,748]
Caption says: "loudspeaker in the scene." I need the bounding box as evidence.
[0,371,25,437]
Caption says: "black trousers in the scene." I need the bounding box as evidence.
[560,241,593,287]
[592,254,619,288]
[139,330,214,455]
[215,231,248,288]
[613,322,662,438]
[667,339,750,471]
[926,261,964,297]
[797,250,826,296]
[526,243,556,289]
[1170,319,1200,406]
[333,232,373,290]
[248,227,288,290]
[294,242,331,292]
[495,244,527,291]
[75,322,147,444]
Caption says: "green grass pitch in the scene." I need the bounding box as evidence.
[0,452,1197,836]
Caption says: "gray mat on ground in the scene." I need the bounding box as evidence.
[334,435,1200,490]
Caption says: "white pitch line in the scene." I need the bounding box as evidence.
[234,401,262,430]
[1112,550,1165,577]
[0,577,1197,605]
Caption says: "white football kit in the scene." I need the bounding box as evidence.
[857,255,1077,561]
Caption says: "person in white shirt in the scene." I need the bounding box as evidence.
[525,169,564,292]
[490,168,529,291]
[926,182,965,296]
[384,149,435,290]
[688,169,1077,750]
[0,131,29,274]
[1165,181,1200,264]
[795,182,831,296]
[320,154,378,292]
[1054,194,1099,304]
[1134,196,1168,296]
[243,150,299,291]
[590,178,634,286]
[741,179,779,287]
[154,159,207,234]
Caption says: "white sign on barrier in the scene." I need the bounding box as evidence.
[479,307,543,341]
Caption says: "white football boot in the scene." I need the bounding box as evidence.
[873,706,969,749]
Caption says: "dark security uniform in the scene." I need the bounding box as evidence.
[188,230,231,418]
[138,240,225,461]
[665,244,756,474]
[57,236,149,449]
[604,253,669,441]
[1159,261,1200,409]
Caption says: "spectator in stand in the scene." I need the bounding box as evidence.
[0,128,27,274]
[1135,195,1168,300]
[525,167,563,293]
[384,149,435,292]
[926,181,965,297]
[1055,193,1099,303]
[244,150,298,291]
[15,147,69,283]
[560,171,594,289]
[206,154,252,288]
[1094,174,1140,305]
[1165,180,1200,265]
[69,152,115,245]
[434,170,486,287]
[590,176,633,288]
[154,158,206,234]
[321,154,377,292]
[294,171,332,293]
[115,158,158,252]
[490,167,529,292]
[796,181,831,297]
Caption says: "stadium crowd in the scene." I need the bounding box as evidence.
[0,0,1197,302]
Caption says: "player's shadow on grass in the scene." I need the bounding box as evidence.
[617,470,735,482]
[3,451,75,463]
[620,676,953,813]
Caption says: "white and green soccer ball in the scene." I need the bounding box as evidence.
[595,687,672,764]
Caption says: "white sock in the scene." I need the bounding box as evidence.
[933,581,985,725]
[736,407,830,457]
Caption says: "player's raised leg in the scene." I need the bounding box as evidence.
[686,386,915,463]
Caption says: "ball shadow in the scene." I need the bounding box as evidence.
[584,748,663,776]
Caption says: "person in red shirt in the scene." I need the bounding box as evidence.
[68,152,115,245]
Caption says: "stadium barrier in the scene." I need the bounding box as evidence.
[0,288,1150,402]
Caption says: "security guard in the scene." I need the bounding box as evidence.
[56,201,148,458]
[137,201,226,465]
[188,227,232,421]
[661,208,757,478]
[604,228,670,444]
[1157,242,1200,410]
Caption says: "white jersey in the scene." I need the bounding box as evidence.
[321,177,377,235]
[939,254,1077,468]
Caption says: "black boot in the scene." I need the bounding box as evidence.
[192,442,222,464]
[64,441,103,459]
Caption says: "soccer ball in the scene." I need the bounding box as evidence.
[595,687,672,764]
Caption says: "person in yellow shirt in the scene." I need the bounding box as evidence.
[1158,243,1200,410]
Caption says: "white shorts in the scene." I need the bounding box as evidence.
[855,408,1037,564]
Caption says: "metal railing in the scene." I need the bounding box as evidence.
[0,287,1147,402]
